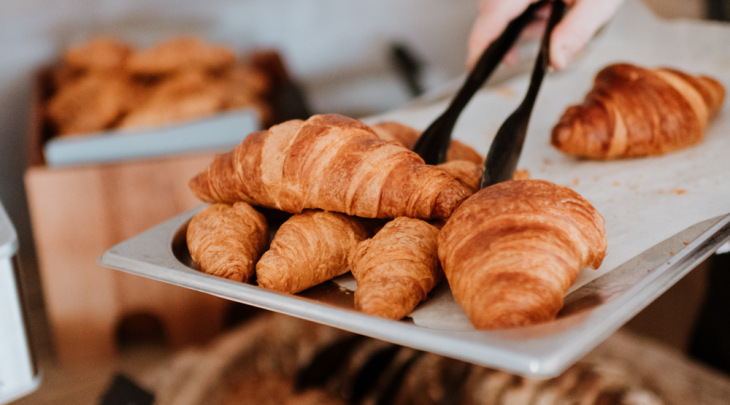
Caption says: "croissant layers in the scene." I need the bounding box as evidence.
[551,63,725,159]
[349,217,442,320]
[256,210,371,294]
[438,180,607,330]
[190,114,470,219]
[186,202,269,283]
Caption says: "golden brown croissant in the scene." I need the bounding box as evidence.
[186,202,269,283]
[63,37,132,73]
[47,72,137,136]
[189,114,470,219]
[349,217,442,320]
[371,121,484,165]
[256,210,370,294]
[126,37,236,77]
[118,70,226,130]
[438,180,606,330]
[436,162,531,194]
[551,63,725,159]
[436,160,482,193]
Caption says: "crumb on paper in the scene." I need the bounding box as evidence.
[496,85,516,98]
[572,177,580,186]
[669,251,675,256]
[613,181,620,187]
[609,199,614,203]
[543,158,553,165]
[512,169,530,180]
[683,242,690,246]
[669,188,687,195]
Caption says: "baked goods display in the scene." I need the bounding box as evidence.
[185,112,608,329]
[45,36,272,137]
[551,63,725,159]
[438,180,607,329]
[188,114,471,219]
[256,210,371,294]
[186,202,269,283]
[349,217,442,320]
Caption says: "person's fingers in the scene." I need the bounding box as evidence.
[467,0,537,69]
[550,0,625,69]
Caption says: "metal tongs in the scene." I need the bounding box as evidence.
[412,0,566,189]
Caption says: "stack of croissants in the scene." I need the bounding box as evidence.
[186,63,724,330]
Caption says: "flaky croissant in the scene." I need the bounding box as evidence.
[371,121,485,192]
[349,217,442,320]
[186,202,269,282]
[189,114,470,219]
[438,180,606,330]
[371,121,484,165]
[256,210,370,294]
[551,63,725,159]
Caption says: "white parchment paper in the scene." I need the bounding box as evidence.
[359,0,730,330]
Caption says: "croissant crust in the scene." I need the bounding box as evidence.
[349,217,442,320]
[186,202,269,282]
[438,180,606,329]
[190,114,470,219]
[256,210,370,294]
[551,63,725,159]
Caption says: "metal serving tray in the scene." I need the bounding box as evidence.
[99,206,730,378]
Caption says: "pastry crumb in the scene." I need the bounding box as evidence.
[669,188,686,195]
[572,178,580,186]
[613,181,620,186]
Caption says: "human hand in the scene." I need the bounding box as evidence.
[467,0,625,70]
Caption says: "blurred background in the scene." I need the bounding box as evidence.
[0,0,729,404]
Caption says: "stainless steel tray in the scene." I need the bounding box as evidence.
[99,207,730,378]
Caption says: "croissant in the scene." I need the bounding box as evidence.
[551,63,725,159]
[438,180,606,330]
[126,37,236,77]
[371,121,484,165]
[186,202,269,283]
[256,210,371,294]
[436,160,482,193]
[436,162,531,194]
[189,114,470,219]
[349,217,442,320]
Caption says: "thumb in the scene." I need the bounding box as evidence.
[550,0,625,70]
